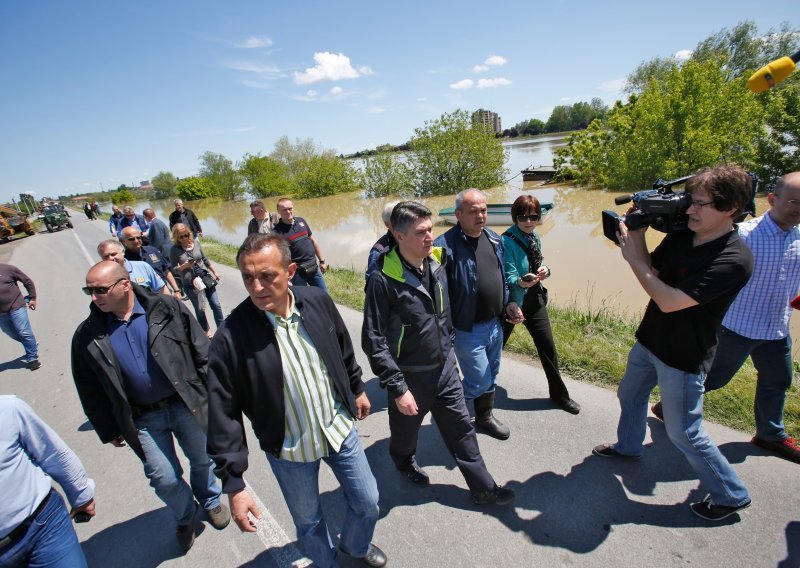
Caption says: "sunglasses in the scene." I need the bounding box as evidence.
[124,236,142,241]
[517,214,540,222]
[179,233,191,238]
[82,278,126,296]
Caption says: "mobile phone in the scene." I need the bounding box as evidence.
[74,512,92,523]
[521,274,535,282]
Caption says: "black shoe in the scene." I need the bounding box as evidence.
[690,494,751,521]
[651,401,664,421]
[402,463,430,486]
[339,543,387,567]
[27,359,41,371]
[206,503,231,530]
[592,443,641,459]
[176,507,197,552]
[474,391,510,440]
[472,484,515,506]
[559,398,581,415]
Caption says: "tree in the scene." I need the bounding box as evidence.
[151,171,178,199]
[294,154,359,198]
[360,151,415,198]
[199,151,243,201]
[176,176,216,201]
[270,136,326,177]
[238,153,297,198]
[113,188,136,204]
[624,57,679,94]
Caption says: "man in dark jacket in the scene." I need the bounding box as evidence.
[0,263,40,370]
[120,226,182,298]
[71,261,229,551]
[362,201,514,506]
[117,206,150,237]
[169,199,203,238]
[206,233,386,568]
[143,208,172,259]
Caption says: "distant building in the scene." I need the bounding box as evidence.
[472,109,502,134]
[138,180,154,191]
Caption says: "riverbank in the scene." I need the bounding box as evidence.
[198,236,799,439]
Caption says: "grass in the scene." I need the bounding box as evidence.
[202,236,799,439]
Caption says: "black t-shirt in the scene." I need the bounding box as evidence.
[274,217,317,264]
[635,229,754,373]
[466,233,504,323]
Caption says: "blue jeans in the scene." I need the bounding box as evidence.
[615,342,750,507]
[0,307,38,362]
[705,326,793,442]
[454,318,503,400]
[291,268,329,293]
[135,401,222,524]
[184,286,224,332]
[0,489,87,568]
[266,427,379,568]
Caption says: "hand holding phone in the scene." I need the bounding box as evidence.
[521,274,535,282]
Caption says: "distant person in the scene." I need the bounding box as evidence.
[593,165,754,522]
[97,239,166,294]
[117,206,149,238]
[71,261,229,552]
[273,198,329,292]
[206,233,386,568]
[120,226,182,299]
[501,195,580,414]
[247,200,280,234]
[0,395,96,567]
[434,189,524,440]
[108,205,124,236]
[362,202,514,505]
[169,200,203,239]
[364,201,397,289]
[83,202,96,220]
[92,201,101,216]
[0,263,40,370]
[142,208,172,260]
[169,224,223,337]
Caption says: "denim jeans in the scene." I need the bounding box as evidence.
[0,306,38,362]
[266,427,379,568]
[291,269,329,293]
[615,342,750,507]
[0,489,87,568]
[704,326,793,442]
[135,400,222,524]
[454,318,502,400]
[184,286,224,332]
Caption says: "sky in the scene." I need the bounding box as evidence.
[0,0,796,203]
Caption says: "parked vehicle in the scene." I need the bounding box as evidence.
[39,204,73,232]
[0,205,35,242]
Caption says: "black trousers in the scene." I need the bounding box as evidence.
[388,350,495,493]
[502,291,571,404]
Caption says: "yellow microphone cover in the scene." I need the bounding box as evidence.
[748,56,797,93]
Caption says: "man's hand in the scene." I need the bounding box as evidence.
[354,391,371,419]
[108,436,126,447]
[616,222,649,265]
[71,498,96,519]
[27,299,36,310]
[319,261,328,274]
[504,302,524,324]
[395,391,419,416]
[229,489,262,533]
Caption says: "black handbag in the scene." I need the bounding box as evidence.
[193,265,217,289]
[298,258,319,277]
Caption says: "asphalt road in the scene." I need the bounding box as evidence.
[1,217,798,567]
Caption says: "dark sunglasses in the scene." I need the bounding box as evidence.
[82,278,126,296]
[179,233,191,238]
[517,214,540,222]
[124,236,142,241]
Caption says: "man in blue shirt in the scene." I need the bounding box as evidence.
[120,226,182,299]
[0,395,95,566]
[97,239,166,293]
[274,198,329,292]
[117,206,150,237]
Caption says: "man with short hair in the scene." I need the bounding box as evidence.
[247,200,280,234]
[593,165,755,522]
[169,200,203,238]
[364,201,397,289]
[108,205,124,236]
[363,201,514,505]
[273,198,329,292]
[97,239,166,294]
[120,226,182,299]
[71,261,229,552]
[207,233,386,568]
[117,206,149,237]
[0,263,40,370]
[434,189,523,440]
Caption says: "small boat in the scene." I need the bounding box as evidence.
[522,165,556,182]
[438,202,553,226]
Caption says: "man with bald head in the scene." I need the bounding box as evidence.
[71,261,229,552]
[120,226,182,299]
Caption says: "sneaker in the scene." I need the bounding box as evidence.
[752,436,800,464]
[206,503,231,530]
[651,401,664,421]
[339,543,388,567]
[176,507,197,552]
[690,494,751,521]
[592,443,641,459]
[472,484,515,506]
[402,463,430,486]
[27,359,41,371]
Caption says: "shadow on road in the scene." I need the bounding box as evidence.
[779,521,800,568]
[0,357,28,372]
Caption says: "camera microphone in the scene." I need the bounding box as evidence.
[614,195,633,206]
[748,50,800,93]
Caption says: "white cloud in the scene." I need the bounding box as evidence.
[234,36,273,49]
[306,90,317,97]
[330,86,343,95]
[293,52,374,84]
[477,77,511,89]
[674,49,692,61]
[450,79,474,90]
[367,106,386,114]
[484,55,507,66]
[598,77,626,92]
[226,61,280,75]
[418,96,428,102]
[473,64,489,73]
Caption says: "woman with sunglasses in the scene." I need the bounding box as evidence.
[501,195,580,415]
[169,223,223,338]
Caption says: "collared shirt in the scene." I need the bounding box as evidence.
[265,291,353,462]
[0,395,95,539]
[123,259,165,292]
[107,298,175,405]
[722,212,800,340]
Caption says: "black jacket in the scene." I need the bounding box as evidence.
[206,286,365,493]
[71,285,210,460]
[168,208,202,236]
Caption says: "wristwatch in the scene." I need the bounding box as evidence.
[319,259,326,264]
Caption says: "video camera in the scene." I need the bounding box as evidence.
[601,173,758,244]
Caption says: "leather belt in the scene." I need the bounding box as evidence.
[131,392,181,418]
[0,491,51,549]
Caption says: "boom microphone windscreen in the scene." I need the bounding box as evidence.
[748,50,800,93]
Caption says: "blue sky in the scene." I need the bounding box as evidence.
[0,0,795,203]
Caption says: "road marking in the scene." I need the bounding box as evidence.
[245,483,313,568]
[72,230,96,266]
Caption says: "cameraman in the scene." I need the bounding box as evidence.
[593,165,754,522]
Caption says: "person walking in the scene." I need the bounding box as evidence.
[0,263,40,370]
[273,198,329,292]
[169,200,203,239]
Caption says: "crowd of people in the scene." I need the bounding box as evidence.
[2,166,799,567]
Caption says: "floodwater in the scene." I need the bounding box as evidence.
[131,135,794,352]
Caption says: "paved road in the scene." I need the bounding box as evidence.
[1,217,798,567]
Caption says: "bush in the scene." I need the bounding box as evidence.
[176,177,217,200]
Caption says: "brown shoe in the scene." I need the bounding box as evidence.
[206,503,231,530]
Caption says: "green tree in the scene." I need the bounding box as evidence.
[113,188,136,204]
[408,109,507,196]
[239,153,297,198]
[151,171,178,199]
[294,154,359,198]
[625,57,679,94]
[360,151,415,198]
[199,151,243,201]
[270,136,325,177]
[176,176,216,201]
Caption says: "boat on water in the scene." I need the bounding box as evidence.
[521,165,556,182]
[438,202,553,226]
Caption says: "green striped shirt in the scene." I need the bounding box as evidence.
[265,292,353,462]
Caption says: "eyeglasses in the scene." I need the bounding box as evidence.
[82,278,126,296]
[780,198,800,207]
[179,233,191,239]
[517,214,540,222]
[689,199,715,209]
[125,236,142,241]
